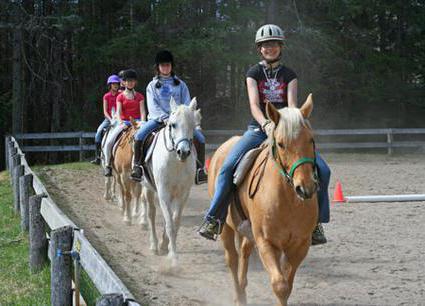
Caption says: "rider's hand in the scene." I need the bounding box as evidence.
[262,120,275,137]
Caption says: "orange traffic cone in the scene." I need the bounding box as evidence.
[205,157,211,173]
[332,180,346,203]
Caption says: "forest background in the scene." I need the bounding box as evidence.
[0,0,424,169]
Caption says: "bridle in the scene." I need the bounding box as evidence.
[270,137,318,187]
[163,122,193,153]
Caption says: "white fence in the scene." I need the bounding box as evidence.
[4,135,140,306]
[15,128,425,157]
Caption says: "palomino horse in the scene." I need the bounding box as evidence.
[144,97,201,266]
[109,121,143,225]
[208,94,318,306]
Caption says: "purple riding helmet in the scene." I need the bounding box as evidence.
[107,74,121,85]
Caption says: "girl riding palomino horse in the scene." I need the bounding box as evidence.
[103,69,146,177]
[131,50,207,184]
[91,74,121,165]
[198,24,331,245]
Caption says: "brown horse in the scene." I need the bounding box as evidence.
[111,122,142,225]
[208,94,318,306]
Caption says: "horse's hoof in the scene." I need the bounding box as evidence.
[104,195,111,201]
[123,218,132,226]
[140,223,148,230]
[150,246,159,255]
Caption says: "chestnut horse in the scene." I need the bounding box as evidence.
[208,94,318,306]
[110,122,143,225]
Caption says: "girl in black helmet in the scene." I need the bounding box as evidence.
[131,50,207,184]
[102,69,146,176]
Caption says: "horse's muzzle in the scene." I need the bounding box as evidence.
[294,181,318,200]
[176,147,191,161]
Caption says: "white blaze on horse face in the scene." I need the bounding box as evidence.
[169,105,196,161]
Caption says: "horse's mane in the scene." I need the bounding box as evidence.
[270,107,311,145]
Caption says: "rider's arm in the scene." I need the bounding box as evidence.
[103,99,112,120]
[287,78,298,108]
[181,81,191,105]
[139,95,146,121]
[246,77,268,127]
[116,101,123,124]
[146,82,168,122]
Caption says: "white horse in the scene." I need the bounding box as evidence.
[144,97,201,266]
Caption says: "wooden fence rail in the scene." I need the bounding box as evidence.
[5,135,141,306]
[13,128,425,156]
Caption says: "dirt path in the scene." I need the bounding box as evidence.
[37,153,425,306]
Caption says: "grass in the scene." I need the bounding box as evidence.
[0,171,51,305]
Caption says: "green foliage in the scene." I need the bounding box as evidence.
[0,172,51,305]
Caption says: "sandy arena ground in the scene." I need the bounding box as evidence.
[36,153,425,306]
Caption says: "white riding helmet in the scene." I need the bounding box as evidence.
[255,24,285,45]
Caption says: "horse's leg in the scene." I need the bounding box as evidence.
[238,236,254,305]
[104,176,112,200]
[138,187,149,229]
[119,174,132,225]
[145,189,158,254]
[282,242,310,299]
[221,224,245,306]
[157,189,177,265]
[256,238,289,306]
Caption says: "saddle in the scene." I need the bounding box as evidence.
[230,144,270,241]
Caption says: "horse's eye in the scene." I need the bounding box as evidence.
[170,123,177,129]
[278,142,285,149]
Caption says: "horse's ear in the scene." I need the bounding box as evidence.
[300,93,313,119]
[189,97,197,111]
[130,117,137,127]
[170,96,178,112]
[266,102,280,125]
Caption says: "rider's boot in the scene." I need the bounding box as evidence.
[198,218,223,241]
[130,140,144,182]
[311,223,327,245]
[195,142,208,185]
[90,142,101,165]
[104,166,112,177]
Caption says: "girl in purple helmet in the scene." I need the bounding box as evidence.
[91,74,121,165]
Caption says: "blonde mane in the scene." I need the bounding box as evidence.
[274,107,310,144]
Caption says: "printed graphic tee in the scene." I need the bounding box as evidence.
[246,63,297,127]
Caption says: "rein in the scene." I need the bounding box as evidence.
[163,124,193,153]
[270,138,317,186]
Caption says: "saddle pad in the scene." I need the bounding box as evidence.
[111,128,128,158]
[145,131,161,164]
[233,147,264,186]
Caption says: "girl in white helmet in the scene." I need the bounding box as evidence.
[199,24,331,245]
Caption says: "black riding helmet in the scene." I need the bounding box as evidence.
[122,69,138,81]
[155,50,174,65]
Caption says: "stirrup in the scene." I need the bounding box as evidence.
[195,168,208,185]
[104,166,112,177]
[130,165,143,182]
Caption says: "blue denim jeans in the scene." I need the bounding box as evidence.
[95,118,111,144]
[134,119,206,145]
[205,126,331,224]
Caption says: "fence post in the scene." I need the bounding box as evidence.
[79,131,84,162]
[19,173,33,231]
[8,145,17,182]
[51,226,73,306]
[12,156,24,213]
[387,129,393,155]
[4,136,10,170]
[96,294,124,306]
[29,194,48,273]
